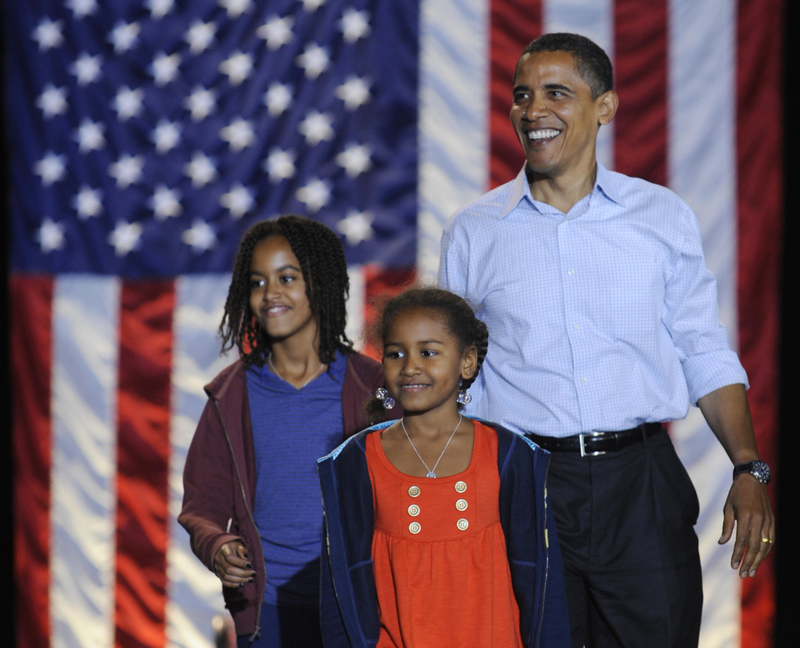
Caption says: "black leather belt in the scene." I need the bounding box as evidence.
[527,423,664,457]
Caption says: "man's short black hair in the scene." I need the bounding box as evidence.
[518,33,614,99]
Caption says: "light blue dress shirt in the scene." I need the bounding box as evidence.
[439,163,748,438]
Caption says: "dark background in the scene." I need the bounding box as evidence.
[2,7,798,646]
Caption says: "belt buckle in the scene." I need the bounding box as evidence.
[578,432,606,458]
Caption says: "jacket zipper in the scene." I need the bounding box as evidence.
[213,399,263,643]
[533,457,551,648]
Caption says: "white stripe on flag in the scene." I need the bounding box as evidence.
[167,275,234,648]
[51,275,120,648]
[668,0,740,645]
[543,0,615,170]
[417,0,489,282]
[345,265,366,349]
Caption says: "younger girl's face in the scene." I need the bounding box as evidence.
[383,307,476,416]
[249,235,316,344]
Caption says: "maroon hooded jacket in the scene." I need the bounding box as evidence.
[178,350,385,639]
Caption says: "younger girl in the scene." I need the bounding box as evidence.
[179,215,388,647]
[318,288,570,648]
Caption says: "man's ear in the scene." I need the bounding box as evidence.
[597,90,619,126]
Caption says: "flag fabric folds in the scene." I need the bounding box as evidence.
[8,0,780,647]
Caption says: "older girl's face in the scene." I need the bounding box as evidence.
[248,236,316,344]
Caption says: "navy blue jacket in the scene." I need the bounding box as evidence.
[317,419,570,648]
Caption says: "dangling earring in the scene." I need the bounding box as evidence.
[376,387,395,410]
[456,380,472,405]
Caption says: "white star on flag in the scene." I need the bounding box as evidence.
[70,53,102,85]
[295,178,331,213]
[66,0,98,19]
[75,119,106,152]
[264,82,293,116]
[336,143,372,177]
[37,84,69,119]
[337,210,375,245]
[219,51,253,86]
[146,0,175,19]
[109,21,140,54]
[152,120,181,153]
[219,0,252,19]
[113,86,145,121]
[220,184,254,219]
[298,110,334,146]
[32,18,64,51]
[73,186,103,218]
[184,152,218,187]
[296,43,329,79]
[150,185,182,219]
[150,52,181,86]
[336,76,371,111]
[339,9,371,43]
[257,15,294,50]
[37,218,66,253]
[108,154,145,188]
[301,0,326,11]
[263,148,296,183]
[220,118,255,152]
[184,20,216,54]
[184,86,217,121]
[34,152,67,186]
[108,221,142,257]
[182,220,217,252]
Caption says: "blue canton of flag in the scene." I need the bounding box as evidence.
[8,0,419,277]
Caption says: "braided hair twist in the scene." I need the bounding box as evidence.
[219,215,352,367]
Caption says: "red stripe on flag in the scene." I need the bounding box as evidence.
[114,280,176,648]
[11,275,54,648]
[612,0,669,186]
[488,0,542,189]
[736,0,782,643]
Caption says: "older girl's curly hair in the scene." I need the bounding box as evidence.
[219,215,352,367]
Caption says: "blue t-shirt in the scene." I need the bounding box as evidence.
[247,352,346,607]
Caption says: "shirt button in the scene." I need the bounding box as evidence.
[408,485,421,497]
[568,269,574,275]
[455,499,468,511]
[573,324,579,330]
[409,522,421,534]
[408,504,420,517]
[454,481,467,493]
[581,377,587,383]
[457,518,469,531]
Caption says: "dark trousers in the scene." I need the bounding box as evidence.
[237,602,323,648]
[545,430,703,648]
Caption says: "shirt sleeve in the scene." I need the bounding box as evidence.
[662,202,749,404]
[438,214,469,297]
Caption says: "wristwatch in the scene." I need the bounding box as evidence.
[732,460,771,485]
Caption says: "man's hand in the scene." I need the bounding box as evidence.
[697,384,775,578]
[214,540,256,588]
[719,473,774,578]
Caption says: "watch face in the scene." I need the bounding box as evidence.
[752,461,771,484]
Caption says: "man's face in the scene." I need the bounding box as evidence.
[510,50,616,181]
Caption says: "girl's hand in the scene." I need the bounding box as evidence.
[214,540,256,588]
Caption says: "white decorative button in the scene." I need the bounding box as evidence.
[408,504,420,517]
[408,485,421,497]
[455,499,468,511]
[454,481,467,493]
[457,518,469,531]
[409,521,421,534]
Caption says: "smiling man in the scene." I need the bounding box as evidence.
[439,33,773,648]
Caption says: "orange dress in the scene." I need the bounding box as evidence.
[365,421,524,648]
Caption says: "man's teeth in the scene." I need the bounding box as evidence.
[528,129,560,140]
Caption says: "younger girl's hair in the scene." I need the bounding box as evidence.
[219,215,352,367]
[367,287,489,421]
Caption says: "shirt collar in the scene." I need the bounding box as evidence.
[499,161,625,218]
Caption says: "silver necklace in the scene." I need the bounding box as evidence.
[268,353,324,388]
[400,414,462,479]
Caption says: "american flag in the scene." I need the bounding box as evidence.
[8,0,780,647]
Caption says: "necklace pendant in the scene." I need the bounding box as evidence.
[426,471,436,479]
